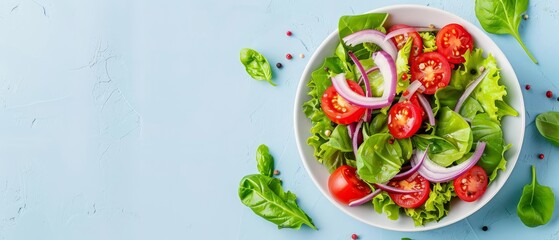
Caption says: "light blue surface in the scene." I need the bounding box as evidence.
[0,0,557,239]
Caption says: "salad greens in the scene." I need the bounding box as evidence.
[535,112,559,147]
[239,145,316,230]
[240,48,275,86]
[256,144,274,177]
[303,12,518,226]
[517,165,555,227]
[475,0,538,64]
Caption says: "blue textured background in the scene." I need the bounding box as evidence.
[0,0,557,239]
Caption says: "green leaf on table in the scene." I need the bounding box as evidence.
[239,174,317,230]
[240,48,275,85]
[475,0,538,63]
[535,111,559,147]
[256,144,274,177]
[517,165,554,227]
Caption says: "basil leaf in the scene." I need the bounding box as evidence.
[240,48,275,85]
[256,144,274,177]
[535,112,559,147]
[474,0,537,63]
[517,166,555,227]
[239,174,317,230]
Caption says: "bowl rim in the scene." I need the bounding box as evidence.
[293,4,525,232]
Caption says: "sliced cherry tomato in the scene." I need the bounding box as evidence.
[387,102,423,139]
[321,80,365,125]
[328,165,372,205]
[410,52,451,94]
[388,174,431,208]
[388,24,423,59]
[388,24,423,58]
[435,23,474,64]
[453,166,488,202]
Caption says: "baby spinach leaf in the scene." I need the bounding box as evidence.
[338,13,388,59]
[356,133,409,183]
[430,107,473,166]
[475,0,537,63]
[239,174,317,230]
[536,111,559,147]
[517,165,555,227]
[256,144,274,177]
[240,48,275,85]
[471,114,509,182]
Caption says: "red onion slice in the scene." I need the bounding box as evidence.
[374,183,421,194]
[400,80,425,101]
[348,189,382,207]
[348,51,373,122]
[454,69,489,113]
[417,93,436,126]
[413,142,487,183]
[384,26,439,42]
[343,30,398,60]
[392,149,428,181]
[351,120,364,158]
[331,51,397,109]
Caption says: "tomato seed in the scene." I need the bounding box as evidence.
[276,62,283,69]
[546,90,553,98]
[286,31,293,36]
[482,226,488,231]
[286,54,293,60]
[351,233,358,240]
[539,153,545,159]
[525,84,531,90]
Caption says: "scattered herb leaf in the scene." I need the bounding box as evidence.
[517,165,555,227]
[240,48,275,85]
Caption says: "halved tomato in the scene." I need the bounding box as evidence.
[328,165,372,205]
[388,174,431,208]
[436,23,474,64]
[387,101,423,139]
[453,166,488,202]
[388,24,423,59]
[321,80,366,125]
[410,52,451,94]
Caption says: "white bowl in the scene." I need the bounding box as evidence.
[293,4,525,232]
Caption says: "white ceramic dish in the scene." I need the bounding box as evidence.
[293,4,525,232]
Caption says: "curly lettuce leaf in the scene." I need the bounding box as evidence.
[372,192,400,220]
[404,182,456,226]
[419,32,437,53]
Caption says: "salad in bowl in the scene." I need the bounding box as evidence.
[293,5,525,231]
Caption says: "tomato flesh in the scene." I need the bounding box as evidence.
[388,24,423,59]
[410,52,451,94]
[388,174,431,208]
[387,102,423,139]
[321,80,365,125]
[453,166,488,202]
[436,23,473,64]
[328,165,372,205]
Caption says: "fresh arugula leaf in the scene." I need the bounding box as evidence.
[256,144,274,177]
[517,165,554,227]
[240,48,274,85]
[475,0,537,63]
[239,174,317,230]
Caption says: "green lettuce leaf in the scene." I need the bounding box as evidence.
[372,192,400,220]
[459,97,484,120]
[419,32,437,53]
[338,13,389,60]
[404,182,456,226]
